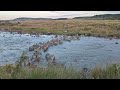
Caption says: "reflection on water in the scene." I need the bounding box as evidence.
[0,31,120,69]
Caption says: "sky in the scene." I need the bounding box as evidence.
[0,11,120,20]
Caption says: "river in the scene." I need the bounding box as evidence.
[0,31,120,69]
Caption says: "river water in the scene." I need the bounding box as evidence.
[0,31,120,69]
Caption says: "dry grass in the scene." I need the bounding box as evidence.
[0,19,120,37]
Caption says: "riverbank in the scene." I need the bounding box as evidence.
[0,63,120,79]
[0,19,120,38]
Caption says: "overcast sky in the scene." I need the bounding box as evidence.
[0,11,120,20]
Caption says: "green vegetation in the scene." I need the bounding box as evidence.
[1,63,120,79]
[0,52,119,79]
[12,27,50,34]
[0,19,120,38]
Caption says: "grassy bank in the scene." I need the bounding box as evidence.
[0,19,120,38]
[0,63,120,79]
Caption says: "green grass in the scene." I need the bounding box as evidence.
[12,27,50,34]
[0,64,81,79]
[1,63,120,79]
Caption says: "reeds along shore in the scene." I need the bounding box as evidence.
[0,63,120,79]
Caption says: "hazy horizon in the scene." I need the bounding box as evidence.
[0,11,120,20]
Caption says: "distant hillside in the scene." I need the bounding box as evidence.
[14,17,68,21]
[73,14,120,20]
[13,17,52,21]
[13,17,69,21]
[3,14,120,21]
[52,18,68,20]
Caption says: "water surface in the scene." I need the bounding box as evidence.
[0,31,120,69]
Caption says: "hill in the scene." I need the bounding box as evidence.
[73,14,120,20]
[13,17,52,21]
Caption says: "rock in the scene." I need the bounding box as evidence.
[82,68,89,72]
[46,32,52,35]
[81,68,91,79]
[115,42,118,44]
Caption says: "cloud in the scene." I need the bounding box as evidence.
[0,11,59,20]
[51,11,120,18]
[0,11,120,20]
